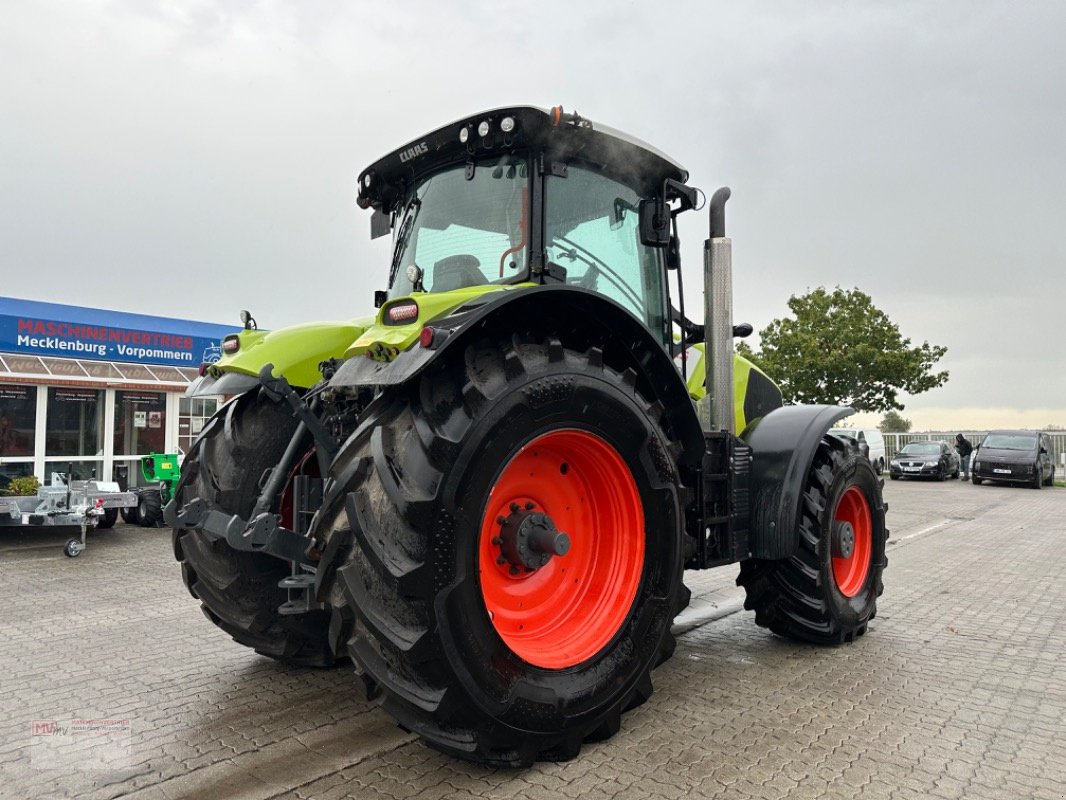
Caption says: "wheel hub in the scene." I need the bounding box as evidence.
[832,520,855,559]
[493,502,571,574]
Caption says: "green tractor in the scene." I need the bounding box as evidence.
[121,453,181,527]
[169,106,887,766]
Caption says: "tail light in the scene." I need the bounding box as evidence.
[385,301,419,325]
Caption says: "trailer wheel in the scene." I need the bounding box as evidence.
[173,390,338,667]
[64,538,84,558]
[317,337,686,766]
[96,508,118,529]
[738,435,887,645]
[120,505,140,524]
[137,490,163,527]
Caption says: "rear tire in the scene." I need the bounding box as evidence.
[172,390,338,667]
[137,490,163,527]
[316,337,686,765]
[737,436,887,644]
[120,505,140,524]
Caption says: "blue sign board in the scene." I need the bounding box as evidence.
[0,296,238,368]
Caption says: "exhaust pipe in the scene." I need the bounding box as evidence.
[704,187,733,434]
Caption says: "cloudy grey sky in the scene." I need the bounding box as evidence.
[2,1,1063,430]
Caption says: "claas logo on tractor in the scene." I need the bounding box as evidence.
[171,104,888,768]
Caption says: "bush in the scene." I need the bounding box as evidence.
[6,475,40,496]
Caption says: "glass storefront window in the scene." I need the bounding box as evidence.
[46,387,103,457]
[0,461,34,491]
[0,384,36,458]
[113,391,167,456]
[178,396,218,455]
[43,460,103,483]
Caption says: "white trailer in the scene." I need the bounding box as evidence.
[0,474,137,557]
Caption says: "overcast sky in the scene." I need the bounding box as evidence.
[2,1,1063,431]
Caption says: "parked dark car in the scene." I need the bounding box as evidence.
[972,430,1055,488]
[888,441,960,481]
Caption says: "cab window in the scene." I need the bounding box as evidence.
[545,166,667,340]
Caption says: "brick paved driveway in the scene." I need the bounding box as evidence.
[1,480,1064,799]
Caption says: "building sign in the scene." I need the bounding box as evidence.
[0,296,237,368]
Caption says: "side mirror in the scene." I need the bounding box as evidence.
[370,209,391,240]
[638,198,670,246]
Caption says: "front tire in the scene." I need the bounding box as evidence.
[137,489,163,527]
[316,337,686,765]
[172,390,338,667]
[737,436,887,644]
[96,508,118,529]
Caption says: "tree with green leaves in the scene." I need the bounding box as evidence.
[879,410,912,433]
[736,287,947,413]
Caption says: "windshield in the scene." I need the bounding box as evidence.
[899,443,941,456]
[388,155,530,298]
[981,434,1038,450]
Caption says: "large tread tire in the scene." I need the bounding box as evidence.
[737,436,888,645]
[96,508,118,529]
[137,489,163,527]
[120,504,140,524]
[172,390,338,667]
[315,336,687,766]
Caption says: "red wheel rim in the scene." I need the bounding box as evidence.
[478,430,644,669]
[832,486,872,597]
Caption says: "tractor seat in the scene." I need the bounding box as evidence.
[432,255,484,292]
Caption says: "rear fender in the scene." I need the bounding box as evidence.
[741,404,854,559]
[329,285,706,467]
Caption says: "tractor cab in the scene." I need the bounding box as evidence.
[357,106,699,349]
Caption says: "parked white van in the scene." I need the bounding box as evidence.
[828,428,887,475]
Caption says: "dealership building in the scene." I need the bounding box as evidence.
[0,296,236,488]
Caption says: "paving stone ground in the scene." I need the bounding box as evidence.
[1,479,1064,799]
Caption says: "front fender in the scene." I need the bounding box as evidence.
[741,404,854,559]
[193,319,372,395]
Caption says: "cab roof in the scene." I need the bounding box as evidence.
[357,105,688,211]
